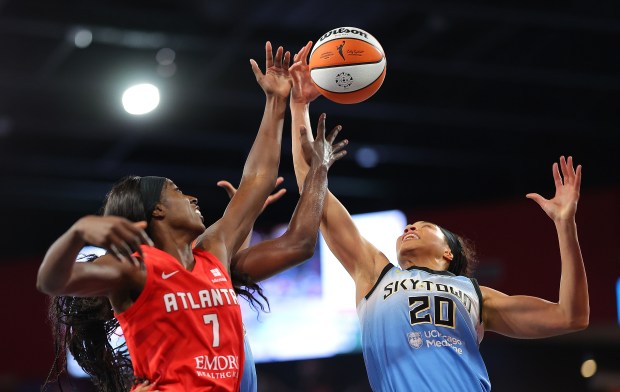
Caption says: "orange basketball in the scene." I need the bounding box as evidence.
[309,27,386,104]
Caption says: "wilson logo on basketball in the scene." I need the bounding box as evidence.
[318,27,369,42]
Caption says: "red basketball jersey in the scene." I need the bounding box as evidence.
[116,245,244,391]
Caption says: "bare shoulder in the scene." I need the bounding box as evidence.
[194,223,228,264]
[480,285,508,300]
[354,248,391,303]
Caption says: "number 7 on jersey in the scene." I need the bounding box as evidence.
[203,314,220,347]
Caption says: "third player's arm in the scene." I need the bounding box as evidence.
[233,115,346,281]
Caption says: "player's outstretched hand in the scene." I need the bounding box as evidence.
[300,113,348,170]
[526,156,582,223]
[250,41,292,99]
[290,40,321,104]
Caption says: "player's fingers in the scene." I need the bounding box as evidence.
[267,189,287,204]
[332,150,348,162]
[302,41,313,64]
[249,59,262,79]
[326,125,342,144]
[274,45,284,67]
[138,229,154,247]
[552,162,562,188]
[566,156,576,184]
[525,193,547,207]
[315,113,326,140]
[265,41,274,69]
[217,181,237,198]
[109,243,129,264]
[331,139,349,154]
[575,164,582,190]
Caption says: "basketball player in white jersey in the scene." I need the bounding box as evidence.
[287,41,589,392]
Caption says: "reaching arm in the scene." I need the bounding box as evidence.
[197,42,292,266]
[482,156,589,338]
[232,114,347,282]
[36,216,150,296]
[289,42,389,303]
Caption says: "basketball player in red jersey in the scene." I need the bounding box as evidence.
[36,42,302,391]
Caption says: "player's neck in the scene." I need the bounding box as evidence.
[399,257,447,272]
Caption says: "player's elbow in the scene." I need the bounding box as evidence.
[287,234,317,261]
[568,313,589,331]
[36,275,61,296]
[296,238,317,261]
[561,308,590,332]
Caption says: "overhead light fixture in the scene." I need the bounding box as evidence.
[122,83,160,115]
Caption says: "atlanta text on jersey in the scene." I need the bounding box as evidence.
[164,289,239,313]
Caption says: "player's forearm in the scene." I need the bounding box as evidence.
[290,102,312,192]
[287,163,328,247]
[242,96,287,182]
[37,223,85,295]
[555,218,589,330]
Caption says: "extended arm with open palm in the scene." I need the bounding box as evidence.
[481,156,589,338]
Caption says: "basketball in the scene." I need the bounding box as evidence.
[309,27,386,104]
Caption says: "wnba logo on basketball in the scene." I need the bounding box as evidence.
[408,332,423,349]
[309,26,386,104]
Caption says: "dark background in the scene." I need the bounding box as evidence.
[0,0,619,391]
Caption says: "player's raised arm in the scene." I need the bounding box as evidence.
[289,42,389,303]
[197,41,292,267]
[481,156,589,338]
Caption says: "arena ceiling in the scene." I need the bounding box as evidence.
[1,0,618,259]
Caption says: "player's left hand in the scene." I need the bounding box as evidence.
[526,156,582,223]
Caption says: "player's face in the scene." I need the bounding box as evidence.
[396,221,448,261]
[158,180,206,234]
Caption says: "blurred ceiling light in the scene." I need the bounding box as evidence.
[73,29,93,48]
[157,63,177,78]
[356,147,379,168]
[581,359,597,378]
[156,48,176,65]
[122,84,160,115]
[0,116,13,137]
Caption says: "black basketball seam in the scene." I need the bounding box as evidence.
[310,58,386,71]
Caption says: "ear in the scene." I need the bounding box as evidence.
[151,203,165,220]
[443,248,454,262]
